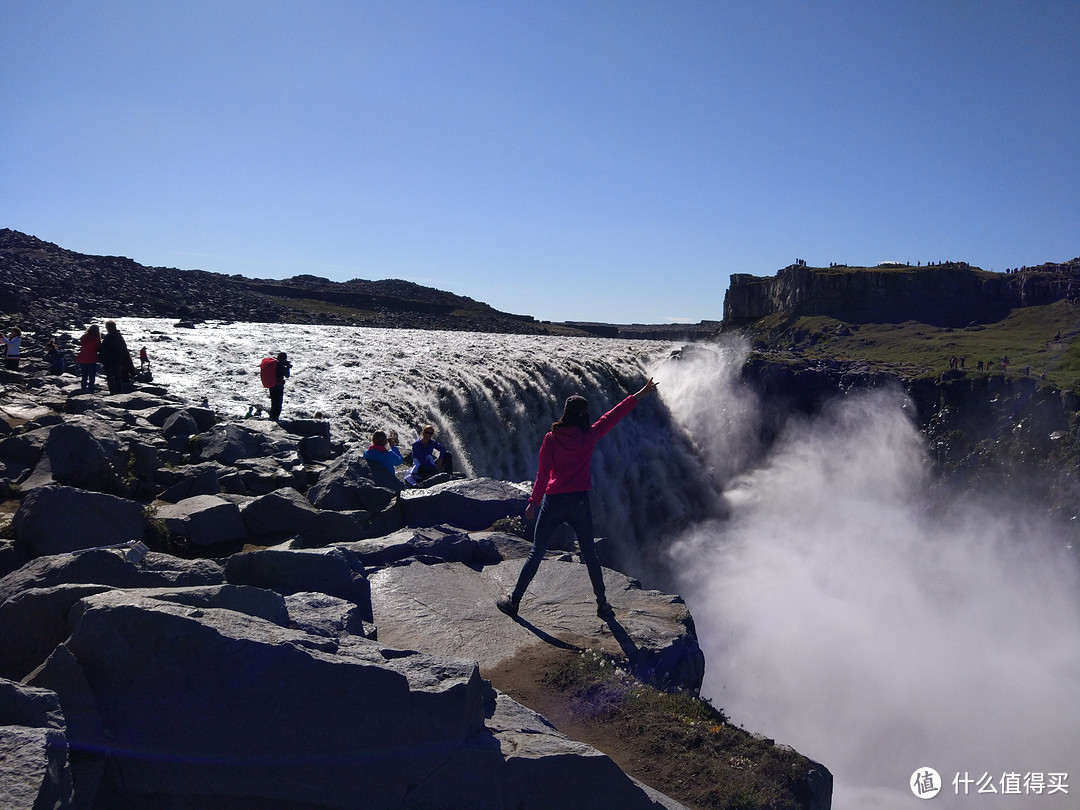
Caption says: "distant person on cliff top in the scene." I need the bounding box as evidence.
[405,424,453,486]
[2,328,22,370]
[98,321,129,395]
[496,377,659,622]
[260,351,291,420]
[76,324,101,392]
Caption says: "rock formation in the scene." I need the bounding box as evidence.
[0,366,832,809]
[724,260,1080,328]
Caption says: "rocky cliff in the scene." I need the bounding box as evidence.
[0,229,556,337]
[723,260,1080,327]
[0,368,831,810]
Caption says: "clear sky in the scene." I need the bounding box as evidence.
[2,1,1077,324]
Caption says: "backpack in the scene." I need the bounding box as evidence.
[260,357,279,388]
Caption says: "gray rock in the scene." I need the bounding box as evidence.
[284,591,373,639]
[487,693,686,810]
[399,477,529,531]
[154,494,248,548]
[239,486,319,541]
[233,455,304,493]
[339,524,500,567]
[28,592,488,809]
[0,426,49,467]
[224,545,372,621]
[0,549,225,607]
[370,558,705,692]
[12,485,149,558]
[155,463,221,503]
[193,422,291,465]
[0,584,112,680]
[162,409,198,439]
[0,678,73,810]
[306,452,398,512]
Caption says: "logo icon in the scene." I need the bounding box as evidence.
[911,767,942,799]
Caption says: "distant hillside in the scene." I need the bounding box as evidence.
[724,259,1080,327]
[0,230,574,337]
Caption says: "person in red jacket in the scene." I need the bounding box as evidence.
[497,377,658,621]
[75,324,101,393]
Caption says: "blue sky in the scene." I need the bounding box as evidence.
[2,1,1077,324]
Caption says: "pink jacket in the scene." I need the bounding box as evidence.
[528,394,639,505]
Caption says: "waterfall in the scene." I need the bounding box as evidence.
[84,319,1080,803]
[117,319,719,573]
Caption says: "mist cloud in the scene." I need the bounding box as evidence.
[663,367,1080,808]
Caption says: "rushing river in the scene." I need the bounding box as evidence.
[79,318,1079,809]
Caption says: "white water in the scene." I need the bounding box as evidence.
[82,318,1080,808]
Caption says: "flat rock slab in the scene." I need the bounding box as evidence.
[369,558,704,691]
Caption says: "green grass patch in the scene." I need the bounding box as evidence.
[746,300,1080,391]
[544,649,820,810]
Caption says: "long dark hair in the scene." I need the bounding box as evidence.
[552,395,590,432]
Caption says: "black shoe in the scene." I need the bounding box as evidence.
[496,597,518,617]
[596,600,614,620]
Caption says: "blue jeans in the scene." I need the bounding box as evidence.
[511,491,607,604]
[80,362,97,392]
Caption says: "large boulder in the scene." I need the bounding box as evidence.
[153,494,248,548]
[20,419,127,494]
[487,692,687,810]
[192,422,292,465]
[155,462,222,503]
[27,592,489,809]
[398,477,529,531]
[0,584,112,680]
[224,545,372,621]
[12,485,149,558]
[239,486,320,541]
[306,452,398,513]
[0,549,225,607]
[0,678,73,810]
[339,525,500,567]
[370,558,705,692]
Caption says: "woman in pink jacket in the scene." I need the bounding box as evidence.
[497,377,658,620]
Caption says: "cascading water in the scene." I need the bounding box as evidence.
[110,319,717,572]
[98,319,1079,807]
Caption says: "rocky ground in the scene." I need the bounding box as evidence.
[0,365,830,809]
[0,229,719,341]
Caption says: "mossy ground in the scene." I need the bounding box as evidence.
[485,645,821,810]
[747,299,1080,391]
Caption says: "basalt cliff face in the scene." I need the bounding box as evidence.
[723,260,1080,327]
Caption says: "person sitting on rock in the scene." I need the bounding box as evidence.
[405,424,453,486]
[46,339,66,374]
[364,430,404,472]
[496,377,659,622]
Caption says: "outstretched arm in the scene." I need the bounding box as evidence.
[633,378,658,400]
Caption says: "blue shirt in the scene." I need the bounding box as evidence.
[364,445,403,472]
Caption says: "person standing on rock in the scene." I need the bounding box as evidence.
[76,324,101,392]
[261,351,291,420]
[2,327,22,370]
[496,377,659,621]
[98,321,129,395]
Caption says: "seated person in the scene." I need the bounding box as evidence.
[406,425,454,485]
[364,429,404,472]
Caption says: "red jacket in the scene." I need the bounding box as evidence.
[529,394,638,505]
[76,333,100,364]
